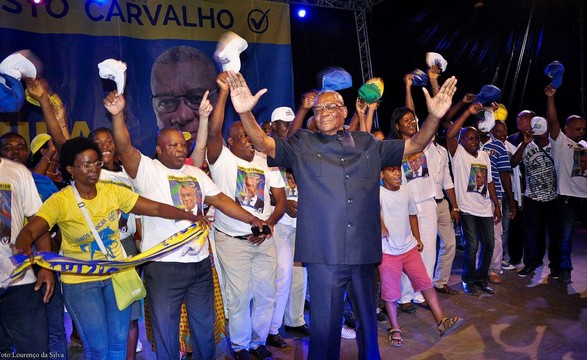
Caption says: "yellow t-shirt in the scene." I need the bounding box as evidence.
[36,183,139,284]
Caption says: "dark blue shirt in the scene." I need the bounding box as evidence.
[270,129,404,265]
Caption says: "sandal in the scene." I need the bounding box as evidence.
[388,328,404,347]
[438,316,464,337]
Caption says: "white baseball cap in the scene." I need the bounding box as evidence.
[98,59,127,94]
[477,109,496,133]
[426,52,448,72]
[271,107,295,123]
[531,116,548,136]
[214,32,248,72]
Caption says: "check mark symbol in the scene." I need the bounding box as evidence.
[250,9,270,31]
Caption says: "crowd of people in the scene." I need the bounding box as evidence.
[0,46,586,360]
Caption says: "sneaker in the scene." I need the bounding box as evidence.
[549,269,560,279]
[344,312,356,329]
[136,339,143,353]
[249,345,272,360]
[341,325,356,339]
[501,261,515,270]
[514,263,525,270]
[517,264,537,277]
[438,316,464,337]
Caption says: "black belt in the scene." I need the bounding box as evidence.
[435,198,445,204]
[216,229,251,240]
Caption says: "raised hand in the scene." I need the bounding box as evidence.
[103,91,125,116]
[217,71,229,92]
[463,93,476,103]
[24,77,48,101]
[226,71,267,114]
[199,90,213,118]
[404,73,414,87]
[423,76,458,119]
[427,65,441,80]
[301,90,317,110]
[544,84,556,98]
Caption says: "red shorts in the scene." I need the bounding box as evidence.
[379,247,433,302]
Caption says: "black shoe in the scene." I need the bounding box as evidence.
[456,244,465,252]
[376,307,388,322]
[249,345,273,360]
[284,324,310,336]
[235,350,251,360]
[517,264,537,277]
[474,280,495,294]
[266,334,287,348]
[398,302,416,314]
[462,282,478,296]
[549,269,560,279]
[558,270,572,284]
[344,312,356,329]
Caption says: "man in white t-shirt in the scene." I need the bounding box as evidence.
[105,92,265,360]
[206,72,286,360]
[446,102,502,297]
[545,84,587,285]
[0,158,54,354]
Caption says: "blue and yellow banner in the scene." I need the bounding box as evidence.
[0,0,294,152]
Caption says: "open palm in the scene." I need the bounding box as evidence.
[425,76,457,119]
[226,71,267,114]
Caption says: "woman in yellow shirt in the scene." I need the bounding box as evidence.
[16,137,207,360]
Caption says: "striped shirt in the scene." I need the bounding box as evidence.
[481,136,512,198]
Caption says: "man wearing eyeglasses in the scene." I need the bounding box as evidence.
[151,46,218,149]
[227,71,458,360]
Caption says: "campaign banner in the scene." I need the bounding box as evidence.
[0,0,294,154]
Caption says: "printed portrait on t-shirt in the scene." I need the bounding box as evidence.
[0,186,11,245]
[571,148,587,177]
[466,164,488,196]
[235,167,265,213]
[169,177,204,216]
[402,152,429,182]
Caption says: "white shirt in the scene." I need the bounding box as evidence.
[209,147,284,236]
[131,154,221,263]
[450,144,494,217]
[0,159,43,286]
[427,142,455,199]
[380,185,419,256]
[550,132,587,198]
[401,144,436,203]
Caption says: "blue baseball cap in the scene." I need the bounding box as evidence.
[475,85,501,105]
[411,69,428,87]
[0,73,25,113]
[321,68,352,91]
[544,61,564,88]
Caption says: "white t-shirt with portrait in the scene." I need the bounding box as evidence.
[131,154,221,263]
[550,132,587,198]
[400,144,436,203]
[0,159,43,286]
[209,147,284,236]
[450,144,494,217]
[380,185,419,256]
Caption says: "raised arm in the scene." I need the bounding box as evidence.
[545,84,560,140]
[288,90,317,137]
[104,91,142,179]
[403,76,457,157]
[427,65,441,97]
[131,195,207,227]
[207,72,229,165]
[442,93,476,130]
[404,73,415,112]
[510,132,533,167]
[445,102,482,156]
[24,78,68,151]
[189,91,212,167]
[226,71,276,158]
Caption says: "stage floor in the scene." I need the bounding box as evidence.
[66,225,587,360]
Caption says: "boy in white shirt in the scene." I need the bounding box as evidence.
[379,166,463,348]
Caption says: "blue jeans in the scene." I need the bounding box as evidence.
[62,278,131,360]
[556,196,581,271]
[522,197,559,269]
[501,193,511,260]
[307,263,380,360]
[144,259,215,360]
[460,213,494,283]
[0,282,48,354]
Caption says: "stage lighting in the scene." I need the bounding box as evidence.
[297,9,307,18]
[32,0,42,3]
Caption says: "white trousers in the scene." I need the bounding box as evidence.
[269,223,294,334]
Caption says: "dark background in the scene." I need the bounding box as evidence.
[289,0,586,137]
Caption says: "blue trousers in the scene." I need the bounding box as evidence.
[522,197,559,269]
[144,259,215,360]
[306,263,380,360]
[460,213,494,283]
[556,196,581,271]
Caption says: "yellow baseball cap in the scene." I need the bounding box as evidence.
[30,133,51,155]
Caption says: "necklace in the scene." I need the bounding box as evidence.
[46,168,60,176]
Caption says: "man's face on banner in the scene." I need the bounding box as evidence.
[151,60,217,145]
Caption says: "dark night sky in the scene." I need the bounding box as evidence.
[290,0,586,137]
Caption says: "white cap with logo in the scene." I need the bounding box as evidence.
[271,107,295,123]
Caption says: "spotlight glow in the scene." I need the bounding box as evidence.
[297,9,307,18]
[33,0,42,3]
